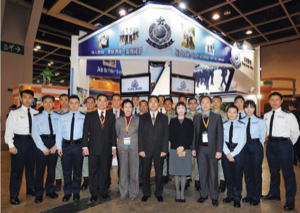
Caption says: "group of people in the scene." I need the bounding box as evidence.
[5,90,300,211]
[119,27,139,45]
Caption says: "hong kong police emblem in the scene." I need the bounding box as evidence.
[146,17,174,49]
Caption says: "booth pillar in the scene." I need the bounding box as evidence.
[254,46,261,116]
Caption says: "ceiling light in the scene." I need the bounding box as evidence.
[246,30,252,35]
[224,11,231,16]
[212,14,220,20]
[179,3,186,9]
[48,63,51,66]
[34,48,38,51]
[257,94,262,99]
[36,45,41,49]
[37,80,40,83]
[55,72,60,76]
[60,80,64,83]
[119,9,126,16]
[50,61,54,64]
[94,23,102,27]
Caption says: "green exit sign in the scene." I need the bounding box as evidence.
[1,41,24,55]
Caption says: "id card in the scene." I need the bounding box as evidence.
[124,137,131,146]
[202,131,208,143]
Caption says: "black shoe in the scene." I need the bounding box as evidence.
[219,180,226,193]
[26,189,35,196]
[234,201,241,208]
[73,194,80,201]
[102,193,110,200]
[175,198,181,202]
[55,179,62,192]
[242,197,252,202]
[250,200,260,206]
[262,194,281,200]
[90,195,98,202]
[10,197,20,205]
[223,197,234,203]
[156,196,163,202]
[212,199,219,207]
[195,180,200,191]
[141,195,150,202]
[284,202,295,211]
[62,194,71,202]
[46,192,58,199]
[197,197,208,203]
[81,177,89,190]
[35,195,43,203]
[181,198,186,203]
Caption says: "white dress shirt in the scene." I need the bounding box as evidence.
[158,107,166,114]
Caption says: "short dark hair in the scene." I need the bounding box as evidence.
[269,92,283,100]
[42,95,55,102]
[178,95,187,101]
[289,102,298,109]
[97,93,108,100]
[244,100,256,108]
[122,99,134,108]
[139,100,148,106]
[149,95,159,102]
[175,101,187,115]
[188,98,197,104]
[227,105,238,113]
[212,96,222,102]
[59,93,69,100]
[132,94,139,99]
[200,95,212,104]
[20,89,34,97]
[164,98,173,104]
[112,94,121,99]
[234,95,245,102]
[158,95,165,100]
[86,96,95,102]
[69,94,80,102]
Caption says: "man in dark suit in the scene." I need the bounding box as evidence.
[82,94,116,202]
[192,96,223,207]
[138,95,169,202]
[289,102,300,165]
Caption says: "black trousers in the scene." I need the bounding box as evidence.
[139,156,143,185]
[266,140,297,203]
[10,137,36,197]
[35,139,58,196]
[61,143,83,195]
[142,156,164,197]
[222,149,244,201]
[243,141,264,201]
[89,154,111,196]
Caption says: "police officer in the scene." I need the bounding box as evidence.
[32,95,60,203]
[262,92,300,211]
[56,95,85,202]
[132,95,140,115]
[234,95,246,119]
[5,89,39,205]
[222,105,246,208]
[220,67,227,88]
[240,100,266,206]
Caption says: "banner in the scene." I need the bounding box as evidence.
[86,60,122,77]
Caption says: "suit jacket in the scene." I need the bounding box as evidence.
[115,115,139,150]
[138,112,169,158]
[192,112,223,159]
[82,110,116,155]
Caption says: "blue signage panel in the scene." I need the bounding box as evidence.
[86,60,122,77]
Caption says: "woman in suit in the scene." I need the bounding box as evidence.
[115,99,139,200]
[169,101,194,202]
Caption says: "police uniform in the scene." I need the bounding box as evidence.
[5,105,38,200]
[222,120,246,204]
[220,68,227,88]
[158,107,166,114]
[238,110,246,120]
[32,110,60,199]
[263,107,299,204]
[133,106,140,115]
[240,115,266,204]
[56,111,85,197]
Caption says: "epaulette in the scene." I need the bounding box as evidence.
[80,112,86,115]
[282,109,290,114]
[34,111,43,116]
[254,115,263,119]
[53,111,60,114]
[238,120,245,124]
[12,106,21,111]
[223,120,229,124]
[240,116,247,120]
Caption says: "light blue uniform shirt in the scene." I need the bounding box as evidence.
[133,107,140,115]
[223,120,247,157]
[32,110,60,152]
[237,110,246,120]
[240,115,266,146]
[55,111,85,150]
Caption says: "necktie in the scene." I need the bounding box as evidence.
[70,113,75,141]
[160,108,162,113]
[48,114,53,135]
[115,110,118,119]
[239,112,241,119]
[229,122,233,144]
[153,113,156,123]
[28,108,32,133]
[269,111,275,138]
[100,111,105,128]
[134,108,137,115]
[247,118,251,139]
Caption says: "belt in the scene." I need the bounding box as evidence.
[63,138,81,145]
[41,135,56,139]
[247,138,260,143]
[268,137,290,141]
[225,142,238,152]
[14,134,32,139]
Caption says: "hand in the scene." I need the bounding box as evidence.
[57,149,63,157]
[160,152,167,157]
[82,148,89,156]
[9,147,18,154]
[192,150,196,157]
[215,152,222,159]
[116,138,119,145]
[112,148,116,156]
[176,146,184,153]
[139,151,146,157]
[49,145,56,154]
[43,148,50,156]
[226,153,235,162]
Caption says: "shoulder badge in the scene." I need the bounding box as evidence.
[80,112,86,115]
[223,120,229,124]
[282,109,290,114]
[12,106,21,111]
[238,120,245,124]
[34,111,43,116]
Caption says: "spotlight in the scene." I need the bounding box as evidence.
[224,11,231,16]
[36,45,41,49]
[179,3,186,9]
[60,80,65,83]
[257,94,262,99]
[55,72,60,76]
[34,48,38,51]
[246,30,252,35]
[50,61,54,64]
[119,9,126,16]
[212,14,220,20]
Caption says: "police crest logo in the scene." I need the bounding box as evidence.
[180,81,186,89]
[131,79,139,88]
[230,43,242,69]
[146,16,174,49]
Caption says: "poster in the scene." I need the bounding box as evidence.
[77,87,88,105]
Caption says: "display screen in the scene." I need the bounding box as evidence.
[171,74,195,95]
[120,74,150,96]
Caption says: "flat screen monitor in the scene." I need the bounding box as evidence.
[120,73,150,96]
[171,74,195,96]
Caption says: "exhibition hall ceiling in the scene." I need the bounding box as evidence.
[10,0,300,86]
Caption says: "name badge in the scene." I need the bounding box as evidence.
[202,131,208,143]
[124,137,131,146]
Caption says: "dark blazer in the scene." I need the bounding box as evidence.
[192,112,223,158]
[82,110,116,155]
[169,117,194,150]
[138,112,169,158]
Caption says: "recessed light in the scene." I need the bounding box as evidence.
[212,14,220,20]
[37,80,40,83]
[34,48,38,51]
[50,61,54,64]
[179,3,186,9]
[246,30,252,35]
[55,72,60,76]
[224,11,231,16]
[60,80,65,83]
[119,9,126,16]
[36,45,41,49]
[48,63,51,66]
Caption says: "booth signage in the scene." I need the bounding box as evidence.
[1,41,24,55]
[86,60,122,77]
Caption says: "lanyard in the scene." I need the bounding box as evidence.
[124,115,133,133]
[202,112,210,129]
